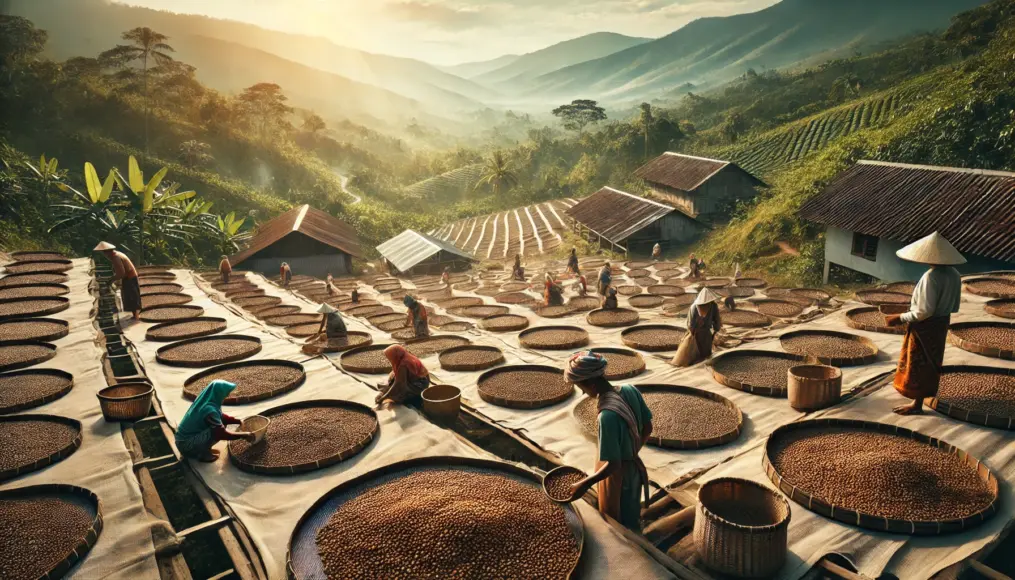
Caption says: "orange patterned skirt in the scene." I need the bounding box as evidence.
[894,315,950,400]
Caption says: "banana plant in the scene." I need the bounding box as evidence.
[211,211,251,255]
[48,161,121,235]
[115,155,195,264]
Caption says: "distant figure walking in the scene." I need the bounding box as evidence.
[441,266,450,286]
[280,262,292,287]
[219,255,232,284]
[403,295,429,338]
[94,241,141,320]
[652,243,661,261]
[597,262,613,295]
[566,248,580,276]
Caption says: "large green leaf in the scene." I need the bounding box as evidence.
[142,166,169,213]
[83,162,101,204]
[99,169,117,202]
[228,217,246,235]
[48,157,58,174]
[128,155,144,193]
[160,190,196,205]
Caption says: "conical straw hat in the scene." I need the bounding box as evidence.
[693,288,720,306]
[317,303,337,314]
[93,241,116,251]
[896,232,967,266]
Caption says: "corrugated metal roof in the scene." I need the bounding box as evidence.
[799,160,1015,262]
[565,187,682,245]
[376,229,477,272]
[231,205,363,266]
[633,152,766,192]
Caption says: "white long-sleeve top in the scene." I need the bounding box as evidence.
[900,266,962,323]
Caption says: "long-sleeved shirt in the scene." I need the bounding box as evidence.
[900,266,962,323]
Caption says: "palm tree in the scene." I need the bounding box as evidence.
[639,103,654,159]
[100,28,175,154]
[476,151,519,196]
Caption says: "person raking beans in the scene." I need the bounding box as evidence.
[672,288,722,367]
[562,351,652,532]
[597,262,612,295]
[303,303,348,354]
[175,380,257,462]
[601,286,619,310]
[375,345,431,407]
[544,272,564,307]
[94,241,142,320]
[219,254,232,284]
[403,294,429,338]
[883,232,964,415]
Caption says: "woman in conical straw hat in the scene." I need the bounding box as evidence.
[672,288,722,367]
[884,232,964,415]
[303,303,349,355]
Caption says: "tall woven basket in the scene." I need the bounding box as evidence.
[694,477,790,578]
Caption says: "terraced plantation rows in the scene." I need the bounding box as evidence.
[429,198,578,259]
[402,164,486,199]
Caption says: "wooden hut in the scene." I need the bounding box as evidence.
[634,152,765,223]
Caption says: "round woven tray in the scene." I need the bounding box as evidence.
[627,295,664,309]
[965,277,1015,299]
[985,299,1015,319]
[139,305,204,322]
[625,260,653,270]
[10,251,65,262]
[535,305,572,319]
[252,305,301,319]
[856,290,911,306]
[474,285,504,297]
[0,369,74,415]
[588,347,645,380]
[439,345,505,371]
[404,335,471,358]
[369,312,405,326]
[477,365,574,409]
[479,314,529,332]
[519,326,589,350]
[303,332,373,354]
[884,281,916,295]
[721,309,771,328]
[450,304,510,319]
[573,385,742,449]
[790,288,831,302]
[0,484,103,580]
[948,322,1015,360]
[234,295,282,309]
[437,321,473,332]
[183,360,307,405]
[265,313,322,327]
[338,300,379,312]
[567,296,601,312]
[139,282,185,295]
[0,414,82,481]
[734,277,767,288]
[227,290,266,301]
[929,365,1015,429]
[647,285,686,297]
[625,268,651,279]
[453,281,480,291]
[286,456,583,580]
[764,287,790,297]
[763,419,999,534]
[581,259,606,268]
[0,283,69,300]
[0,341,57,372]
[156,335,262,368]
[434,296,484,309]
[375,319,409,332]
[341,344,396,374]
[615,285,641,296]
[0,272,68,287]
[708,350,809,397]
[349,305,395,319]
[145,317,227,342]
[0,318,69,342]
[715,286,755,299]
[3,260,73,274]
[752,299,804,318]
[0,296,70,321]
[229,400,378,476]
[621,325,686,352]
[586,308,639,328]
[633,277,657,287]
[779,329,878,366]
[136,265,171,274]
[141,292,192,309]
[138,271,176,281]
[375,284,403,294]
[662,295,697,313]
[496,291,537,305]
[500,282,530,292]
[211,280,255,292]
[844,307,906,335]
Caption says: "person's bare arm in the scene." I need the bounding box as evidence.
[569,460,621,500]
[641,419,653,446]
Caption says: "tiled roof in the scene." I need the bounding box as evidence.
[633,152,765,191]
[231,205,362,265]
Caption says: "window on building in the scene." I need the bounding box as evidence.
[851,233,879,261]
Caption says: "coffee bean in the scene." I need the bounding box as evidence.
[0,320,67,342]
[184,363,305,404]
[0,418,79,474]
[479,368,571,406]
[0,371,73,413]
[544,467,587,502]
[0,494,96,579]
[520,327,588,350]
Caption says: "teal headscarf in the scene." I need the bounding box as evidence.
[177,380,235,438]
[403,295,418,309]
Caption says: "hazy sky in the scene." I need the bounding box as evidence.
[112,0,779,65]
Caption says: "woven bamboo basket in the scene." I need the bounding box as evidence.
[438,345,505,371]
[985,299,1015,319]
[519,326,590,350]
[97,382,153,422]
[948,321,1015,360]
[0,296,70,321]
[844,307,906,335]
[479,313,530,332]
[421,384,462,423]
[929,365,1015,430]
[0,414,83,481]
[588,347,646,380]
[787,364,842,411]
[778,329,879,366]
[477,364,574,409]
[694,477,790,578]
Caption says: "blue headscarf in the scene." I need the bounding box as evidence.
[177,380,235,438]
[403,295,418,309]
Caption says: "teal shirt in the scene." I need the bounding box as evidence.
[597,385,652,531]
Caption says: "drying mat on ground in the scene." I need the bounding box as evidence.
[338,300,378,312]
[155,335,262,367]
[884,281,917,294]
[616,285,642,296]
[450,304,510,319]
[0,369,74,414]
[625,260,654,269]
[265,313,322,327]
[662,294,696,313]
[567,296,601,311]
[856,290,911,306]
[790,288,832,303]
[500,281,530,292]
[654,269,684,280]
[286,323,321,339]
[0,341,57,372]
[250,305,301,319]
[0,484,102,580]
[845,307,906,335]
[375,319,408,332]
[477,365,573,409]
[753,299,805,318]
[646,284,686,296]
[588,347,645,380]
[633,276,657,287]
[226,290,266,301]
[496,291,537,304]
[0,283,69,299]
[139,282,185,295]
[0,414,82,481]
[573,385,742,450]
[587,308,639,328]
[721,309,771,328]
[368,312,405,326]
[435,321,473,332]
[439,345,505,371]
[344,304,393,318]
[949,322,1015,360]
[0,296,69,320]
[965,277,1015,299]
[3,259,72,274]
[234,295,282,309]
[145,317,227,341]
[184,360,306,405]
[341,344,396,374]
[303,332,373,354]
[453,281,480,291]
[534,305,571,319]
[734,277,767,288]
[986,299,1015,319]
[479,314,529,332]
[708,350,808,397]
[780,329,878,366]
[229,400,378,475]
[716,286,755,298]
[0,272,68,287]
[404,336,471,358]
[625,268,651,278]
[764,287,790,297]
[139,304,204,322]
[0,318,68,342]
[519,326,589,350]
[930,366,1015,429]
[286,457,583,580]
[9,251,65,262]
[434,296,484,309]
[763,419,999,534]
[141,292,192,308]
[621,325,686,352]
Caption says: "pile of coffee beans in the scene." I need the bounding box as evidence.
[520,327,589,350]
[592,349,645,379]
[184,362,305,403]
[0,298,68,319]
[587,308,639,327]
[0,418,80,475]
[711,351,801,392]
[622,326,686,351]
[857,291,911,306]
[140,306,204,322]
[0,370,73,413]
[0,273,67,287]
[141,293,192,308]
[721,310,771,328]
[0,492,97,579]
[342,347,394,374]
[406,336,470,358]
[0,343,55,371]
[780,331,877,361]
[4,260,72,274]
[0,284,68,299]
[479,368,572,407]
[937,370,1015,418]
[450,305,510,319]
[0,319,67,342]
[642,389,740,443]
[755,300,804,318]
[158,337,261,366]
[479,314,529,332]
[544,466,587,502]
[146,318,227,341]
[439,346,505,371]
[951,324,1015,354]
